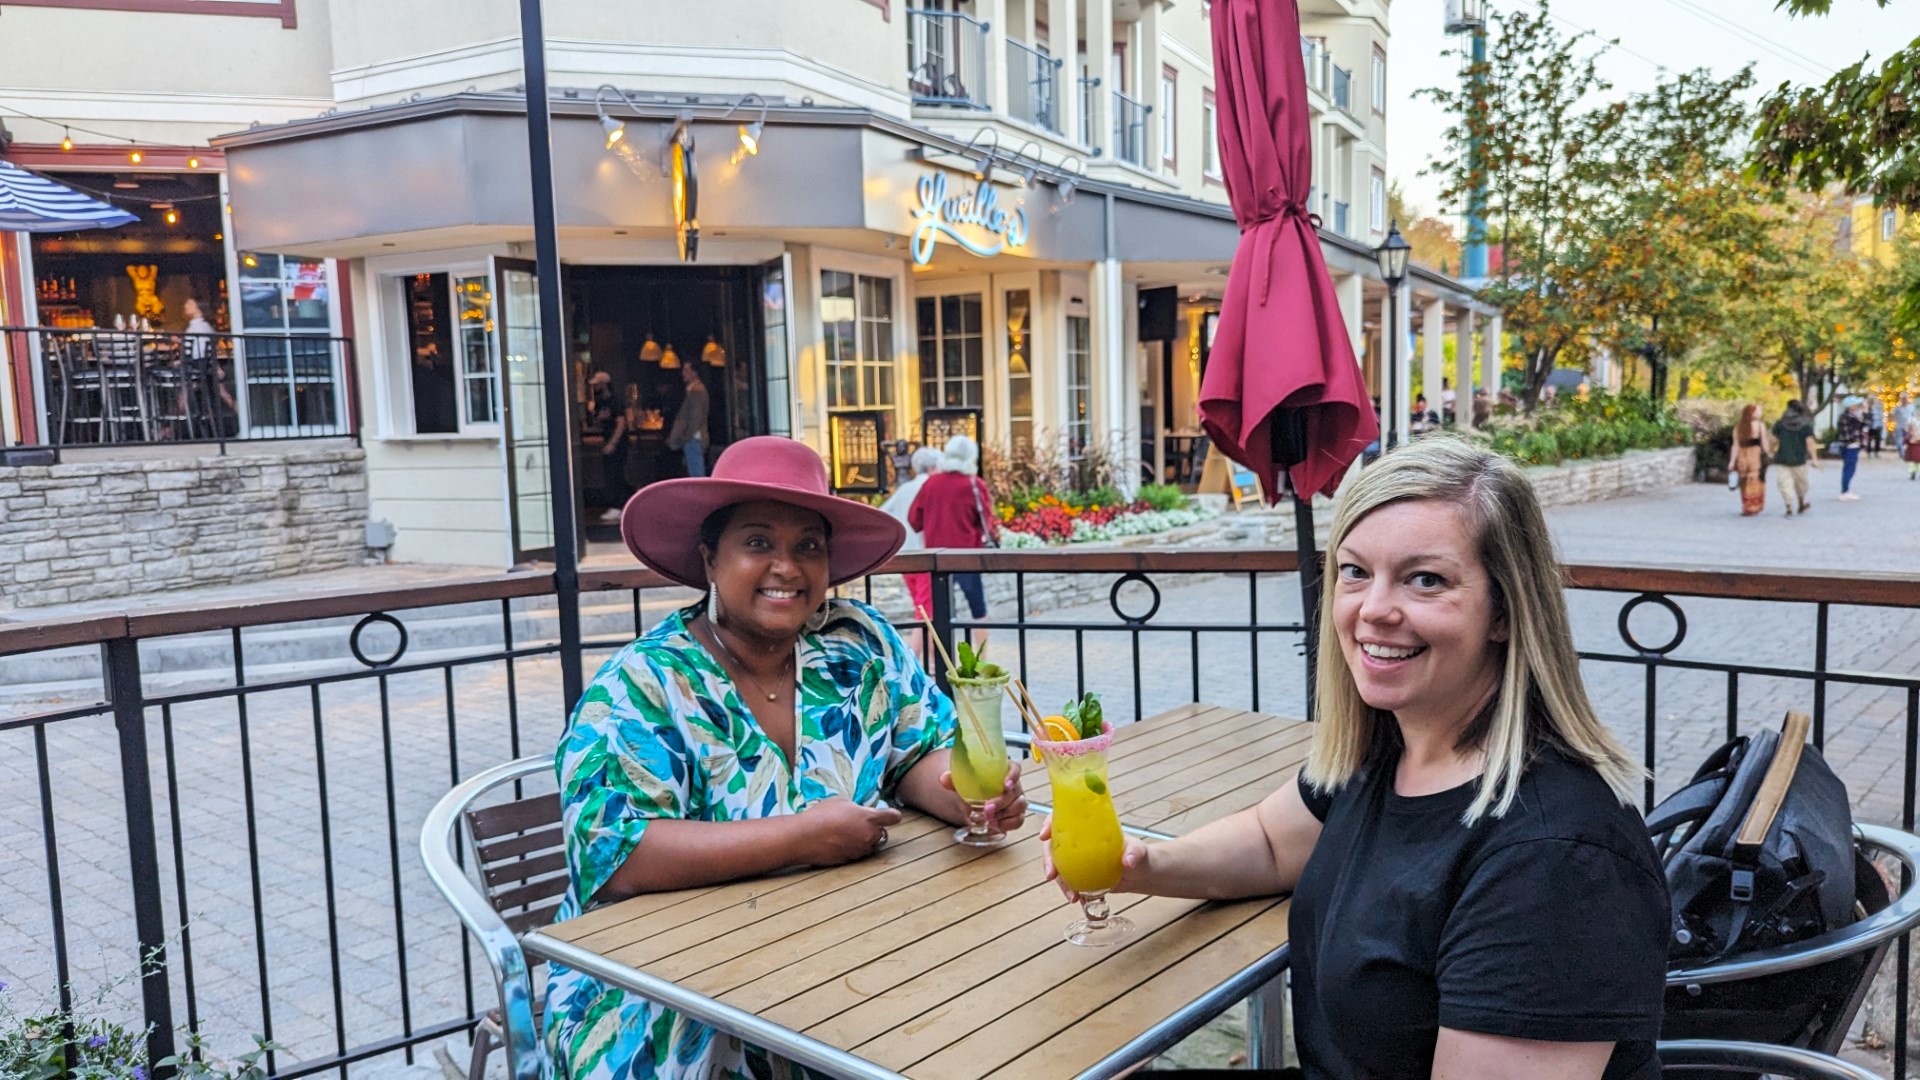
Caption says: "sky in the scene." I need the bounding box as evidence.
[1386,0,1920,222]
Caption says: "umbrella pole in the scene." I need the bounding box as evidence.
[1292,482,1321,723]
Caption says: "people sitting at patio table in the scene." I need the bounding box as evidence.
[1047,437,1668,1079]
[547,435,1027,1080]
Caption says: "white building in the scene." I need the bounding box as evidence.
[0,0,1497,569]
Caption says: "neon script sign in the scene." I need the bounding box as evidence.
[910,172,1029,265]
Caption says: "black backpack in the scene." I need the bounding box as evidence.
[1650,712,1880,1052]
[1649,711,1857,963]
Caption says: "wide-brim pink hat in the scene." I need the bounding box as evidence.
[620,436,906,590]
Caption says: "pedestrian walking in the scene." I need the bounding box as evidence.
[666,363,711,478]
[1440,377,1457,424]
[1869,394,1887,457]
[1837,397,1870,501]
[908,435,999,652]
[1903,406,1920,481]
[1892,392,1914,473]
[879,446,943,622]
[1727,402,1776,517]
[1771,399,1820,516]
[586,371,631,523]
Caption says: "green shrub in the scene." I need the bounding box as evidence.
[1477,388,1694,469]
[1135,483,1191,512]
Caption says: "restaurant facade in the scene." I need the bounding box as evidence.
[3,0,1498,574]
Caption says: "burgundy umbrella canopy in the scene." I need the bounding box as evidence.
[1199,0,1377,502]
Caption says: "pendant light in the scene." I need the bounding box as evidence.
[639,334,662,363]
[660,342,681,369]
[703,335,726,367]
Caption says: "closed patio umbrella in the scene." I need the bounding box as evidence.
[0,159,138,232]
[1201,0,1377,706]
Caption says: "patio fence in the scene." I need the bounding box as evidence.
[2,550,1918,1077]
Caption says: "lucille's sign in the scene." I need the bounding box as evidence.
[910,171,1029,265]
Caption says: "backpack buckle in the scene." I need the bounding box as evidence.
[1730,868,1755,902]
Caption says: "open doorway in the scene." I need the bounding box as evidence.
[565,264,774,537]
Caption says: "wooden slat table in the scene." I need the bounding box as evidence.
[522,704,1314,1079]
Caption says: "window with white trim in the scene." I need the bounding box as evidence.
[1370,169,1387,233]
[1160,69,1177,170]
[821,270,895,410]
[1372,47,1387,115]
[1066,313,1092,456]
[1885,210,1899,241]
[394,272,499,434]
[1202,94,1221,179]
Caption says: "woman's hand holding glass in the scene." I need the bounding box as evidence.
[1038,816,1151,902]
[937,759,1029,834]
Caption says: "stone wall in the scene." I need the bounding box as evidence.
[0,447,371,610]
[1521,446,1697,508]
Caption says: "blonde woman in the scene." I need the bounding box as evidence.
[1046,438,1668,1079]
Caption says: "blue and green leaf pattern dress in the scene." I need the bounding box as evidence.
[546,597,956,1079]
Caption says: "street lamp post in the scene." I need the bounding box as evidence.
[1375,221,1412,451]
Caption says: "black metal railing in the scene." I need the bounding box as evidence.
[907,8,990,109]
[1007,37,1062,133]
[3,551,1918,1076]
[1,326,358,454]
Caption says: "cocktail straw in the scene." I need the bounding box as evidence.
[1008,677,1051,758]
[915,606,1000,754]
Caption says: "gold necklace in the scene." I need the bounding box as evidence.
[706,620,792,703]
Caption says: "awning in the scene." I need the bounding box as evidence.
[0,160,138,232]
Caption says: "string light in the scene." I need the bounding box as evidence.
[60,128,72,152]
[242,253,258,268]
[165,210,178,224]
[129,148,142,164]
[187,157,200,169]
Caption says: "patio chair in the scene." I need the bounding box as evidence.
[1657,1040,1882,1078]
[421,755,560,1080]
[1663,823,1920,1056]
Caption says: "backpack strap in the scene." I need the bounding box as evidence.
[1722,711,1813,948]
[1646,777,1731,840]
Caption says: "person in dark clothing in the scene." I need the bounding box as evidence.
[1771,399,1821,516]
[585,372,629,523]
[1838,397,1870,501]
[1043,437,1668,1080]
[667,364,711,478]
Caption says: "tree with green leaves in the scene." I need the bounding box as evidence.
[1420,4,1629,408]
[1750,0,1918,211]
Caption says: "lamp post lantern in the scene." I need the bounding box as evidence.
[1375,220,1412,450]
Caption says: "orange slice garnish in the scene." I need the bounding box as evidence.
[1041,715,1077,742]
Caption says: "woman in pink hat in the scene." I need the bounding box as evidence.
[547,436,1027,1080]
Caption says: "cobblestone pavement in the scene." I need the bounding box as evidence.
[3,458,1918,1077]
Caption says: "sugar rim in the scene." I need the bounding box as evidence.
[1032,720,1114,758]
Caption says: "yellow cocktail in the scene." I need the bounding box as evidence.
[949,673,1011,845]
[1036,722,1135,946]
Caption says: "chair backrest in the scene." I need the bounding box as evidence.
[465,790,567,936]
[1658,1039,1881,1079]
[1665,823,1920,1054]
[420,755,557,1080]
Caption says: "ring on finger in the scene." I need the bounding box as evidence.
[876,828,889,850]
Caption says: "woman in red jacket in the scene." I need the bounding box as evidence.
[908,435,998,650]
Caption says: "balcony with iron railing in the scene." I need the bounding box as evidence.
[1078,75,1100,150]
[907,7,991,109]
[1005,37,1063,133]
[1112,89,1152,168]
[1301,37,1330,97]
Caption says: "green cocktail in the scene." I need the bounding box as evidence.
[948,671,1011,845]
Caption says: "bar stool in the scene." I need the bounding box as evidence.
[98,332,151,442]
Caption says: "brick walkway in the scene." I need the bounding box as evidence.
[3,457,1918,1077]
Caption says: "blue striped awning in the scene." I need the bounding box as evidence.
[0,159,139,232]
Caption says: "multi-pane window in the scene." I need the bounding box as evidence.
[237,253,341,433]
[1885,210,1899,241]
[916,293,985,411]
[1372,47,1387,115]
[1066,313,1092,456]
[1006,288,1034,453]
[821,270,895,410]
[455,276,499,426]
[1371,169,1387,233]
[1160,69,1177,170]
[1202,93,1220,179]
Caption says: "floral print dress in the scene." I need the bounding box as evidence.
[546,598,955,1080]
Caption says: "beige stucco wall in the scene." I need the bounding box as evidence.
[0,5,333,146]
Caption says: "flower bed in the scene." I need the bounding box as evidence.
[996,494,1221,548]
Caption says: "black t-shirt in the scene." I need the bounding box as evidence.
[1290,744,1669,1079]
